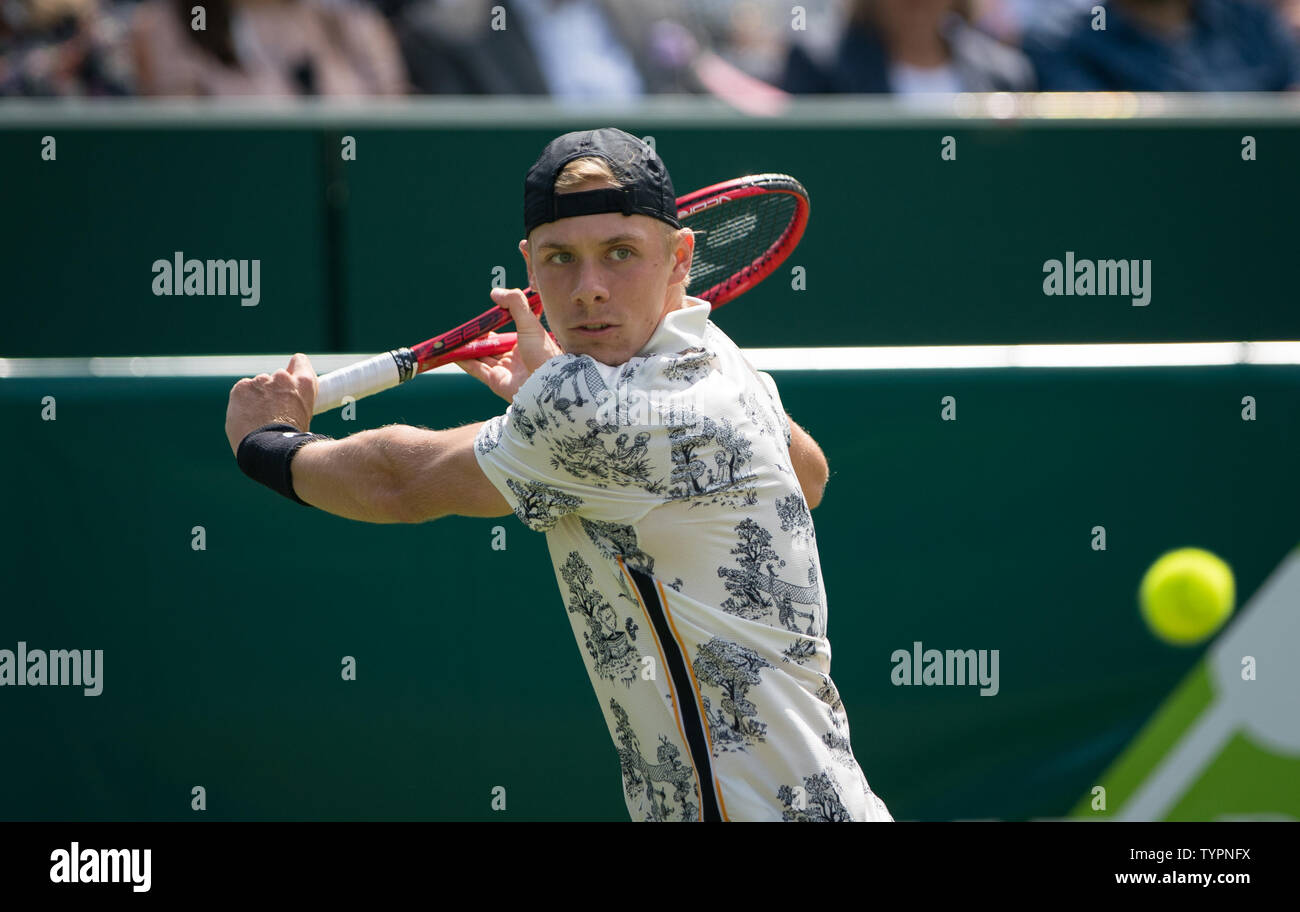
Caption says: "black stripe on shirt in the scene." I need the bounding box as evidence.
[628,567,723,822]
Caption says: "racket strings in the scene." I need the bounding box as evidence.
[684,192,797,296]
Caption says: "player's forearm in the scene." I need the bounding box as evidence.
[787,415,829,510]
[289,427,413,523]
[291,422,505,524]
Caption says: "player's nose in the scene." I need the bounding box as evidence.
[570,261,609,308]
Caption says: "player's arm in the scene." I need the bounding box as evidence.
[787,413,829,510]
[225,353,511,523]
[291,423,511,523]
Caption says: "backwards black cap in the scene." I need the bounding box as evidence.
[524,127,680,238]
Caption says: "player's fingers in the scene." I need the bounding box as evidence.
[492,287,539,331]
[495,290,557,371]
[473,333,512,365]
[489,286,525,314]
[288,352,315,377]
[455,358,508,388]
[291,354,319,403]
[453,358,486,379]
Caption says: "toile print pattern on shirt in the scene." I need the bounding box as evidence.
[535,356,612,427]
[693,636,774,754]
[661,347,712,384]
[503,477,583,531]
[561,551,641,687]
[741,389,792,461]
[775,491,815,547]
[777,770,852,822]
[717,517,824,636]
[815,674,857,766]
[610,697,700,822]
[472,297,892,821]
[782,638,819,665]
[550,425,661,491]
[580,517,685,592]
[666,414,759,508]
[510,401,539,443]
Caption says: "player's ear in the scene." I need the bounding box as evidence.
[669,229,693,285]
[518,238,535,287]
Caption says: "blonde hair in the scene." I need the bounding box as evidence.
[554,156,621,192]
[553,156,680,256]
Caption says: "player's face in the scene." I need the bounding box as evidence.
[521,210,692,365]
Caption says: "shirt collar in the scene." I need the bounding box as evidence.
[636,296,711,357]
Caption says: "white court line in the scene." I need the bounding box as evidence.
[1,342,1299,379]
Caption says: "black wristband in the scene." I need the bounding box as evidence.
[236,422,332,506]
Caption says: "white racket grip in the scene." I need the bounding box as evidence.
[313,348,416,415]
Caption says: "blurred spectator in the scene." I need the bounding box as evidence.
[694,0,788,84]
[1024,0,1300,90]
[1278,0,1300,36]
[392,0,704,97]
[968,0,1098,44]
[714,1,782,82]
[781,0,1036,93]
[1,0,136,95]
[131,0,408,95]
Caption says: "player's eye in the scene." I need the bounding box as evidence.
[609,247,634,261]
[547,251,573,264]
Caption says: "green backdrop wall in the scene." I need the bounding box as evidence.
[3,106,1298,357]
[2,103,1297,820]
[1,364,1296,820]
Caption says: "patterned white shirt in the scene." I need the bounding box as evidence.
[473,296,892,821]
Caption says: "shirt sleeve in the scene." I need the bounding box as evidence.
[473,354,668,532]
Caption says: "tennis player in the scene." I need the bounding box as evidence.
[225,127,892,822]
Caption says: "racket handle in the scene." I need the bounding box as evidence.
[314,348,417,415]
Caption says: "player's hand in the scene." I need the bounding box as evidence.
[225,353,318,457]
[454,287,563,403]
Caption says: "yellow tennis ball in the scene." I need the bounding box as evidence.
[1139,547,1235,646]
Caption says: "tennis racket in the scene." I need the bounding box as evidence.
[312,173,810,415]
